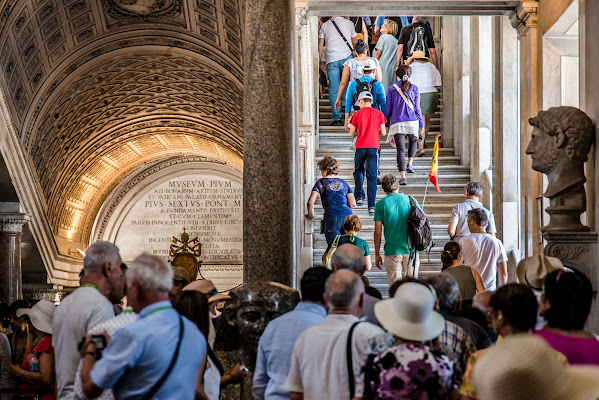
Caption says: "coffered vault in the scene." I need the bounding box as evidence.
[0,0,245,284]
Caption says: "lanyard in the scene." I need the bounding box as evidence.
[82,282,102,295]
[142,305,173,318]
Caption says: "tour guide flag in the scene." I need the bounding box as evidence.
[429,134,442,193]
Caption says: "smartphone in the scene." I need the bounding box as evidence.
[91,335,107,351]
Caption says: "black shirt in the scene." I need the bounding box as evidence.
[397,22,436,61]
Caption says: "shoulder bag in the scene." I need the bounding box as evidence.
[331,19,357,57]
[322,234,342,269]
[142,315,184,400]
[346,320,362,399]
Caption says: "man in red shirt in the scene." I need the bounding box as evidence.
[348,92,387,214]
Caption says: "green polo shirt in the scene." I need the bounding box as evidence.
[374,193,420,255]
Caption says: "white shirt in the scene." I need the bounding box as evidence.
[459,233,508,291]
[73,310,138,400]
[285,314,384,399]
[53,286,115,400]
[318,17,357,63]
[408,61,442,93]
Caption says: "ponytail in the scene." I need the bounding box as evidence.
[441,241,461,269]
[395,64,413,94]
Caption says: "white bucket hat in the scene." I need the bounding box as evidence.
[16,299,55,335]
[474,334,599,400]
[374,282,445,342]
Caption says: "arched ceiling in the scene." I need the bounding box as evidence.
[0,0,245,254]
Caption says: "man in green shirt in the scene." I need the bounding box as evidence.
[374,174,420,285]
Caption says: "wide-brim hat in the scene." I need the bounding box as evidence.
[406,50,431,65]
[184,279,231,303]
[517,255,563,291]
[474,334,599,400]
[374,282,444,342]
[16,299,55,335]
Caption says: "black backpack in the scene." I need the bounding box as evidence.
[406,25,428,58]
[407,196,432,252]
[352,79,377,111]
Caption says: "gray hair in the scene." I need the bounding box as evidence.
[465,182,484,198]
[126,253,173,292]
[381,174,399,193]
[467,208,489,228]
[331,244,364,275]
[84,241,120,273]
[325,270,364,309]
[426,274,460,311]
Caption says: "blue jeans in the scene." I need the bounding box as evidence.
[327,56,352,121]
[354,148,379,209]
[324,216,346,246]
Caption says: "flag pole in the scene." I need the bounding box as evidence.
[422,180,430,212]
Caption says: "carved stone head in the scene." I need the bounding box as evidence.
[224,282,299,370]
[526,107,594,197]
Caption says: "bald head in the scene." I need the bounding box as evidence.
[473,291,494,322]
[331,244,365,275]
[324,270,364,313]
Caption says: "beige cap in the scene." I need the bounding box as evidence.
[173,267,191,282]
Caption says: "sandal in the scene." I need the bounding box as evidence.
[356,199,364,206]
[415,149,426,157]
[368,209,375,215]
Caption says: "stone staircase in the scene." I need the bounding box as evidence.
[313,90,470,297]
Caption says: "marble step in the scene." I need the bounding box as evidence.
[323,181,467,193]
[310,210,452,224]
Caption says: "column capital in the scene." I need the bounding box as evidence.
[0,213,29,233]
[510,1,539,35]
[295,7,308,27]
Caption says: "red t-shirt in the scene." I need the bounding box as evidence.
[349,107,387,149]
[20,335,55,400]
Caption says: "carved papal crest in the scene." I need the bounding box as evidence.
[169,229,202,281]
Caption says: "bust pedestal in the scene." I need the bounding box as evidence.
[544,232,599,331]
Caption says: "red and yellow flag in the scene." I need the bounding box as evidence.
[428,134,441,193]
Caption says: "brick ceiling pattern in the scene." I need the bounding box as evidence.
[0,0,245,249]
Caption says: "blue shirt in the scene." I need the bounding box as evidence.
[252,302,327,400]
[90,301,206,399]
[375,16,410,27]
[345,76,387,114]
[312,177,353,220]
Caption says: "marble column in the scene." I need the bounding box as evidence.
[511,1,542,257]
[243,0,297,286]
[0,213,28,304]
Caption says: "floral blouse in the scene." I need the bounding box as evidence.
[359,342,454,400]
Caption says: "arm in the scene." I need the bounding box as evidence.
[349,123,357,138]
[290,393,304,400]
[335,65,351,109]
[351,36,358,46]
[364,255,372,272]
[497,261,508,287]
[195,356,209,400]
[374,221,383,269]
[429,48,439,69]
[222,363,247,388]
[472,269,485,293]
[395,44,404,67]
[375,65,383,82]
[448,222,457,239]
[345,81,356,115]
[347,193,357,208]
[306,191,318,219]
[80,340,104,399]
[318,38,324,62]
[14,352,55,386]
[374,49,382,59]
[345,112,353,133]
[361,19,368,46]
[414,88,424,129]
[379,124,387,137]
[375,83,386,112]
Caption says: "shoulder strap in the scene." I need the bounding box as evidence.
[346,321,362,399]
[393,84,414,111]
[331,19,354,53]
[143,315,184,400]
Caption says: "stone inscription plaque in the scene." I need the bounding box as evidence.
[201,265,243,291]
[115,175,243,266]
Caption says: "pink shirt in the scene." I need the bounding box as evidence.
[535,329,599,365]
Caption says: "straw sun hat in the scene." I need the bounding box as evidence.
[16,299,55,335]
[183,279,231,303]
[374,282,444,342]
[406,50,431,65]
[474,335,599,400]
[517,255,563,291]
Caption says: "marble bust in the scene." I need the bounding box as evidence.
[526,106,594,232]
[223,282,300,371]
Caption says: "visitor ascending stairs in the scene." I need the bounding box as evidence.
[312,88,472,297]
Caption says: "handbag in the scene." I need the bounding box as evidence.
[331,19,357,57]
[322,234,341,269]
[142,315,184,400]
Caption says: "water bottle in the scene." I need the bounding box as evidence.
[29,353,39,372]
